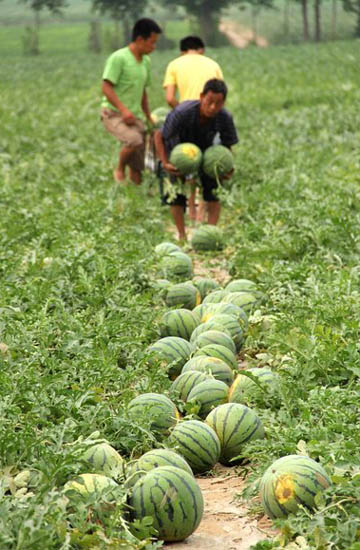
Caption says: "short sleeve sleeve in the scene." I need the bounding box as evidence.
[216,64,224,80]
[163,61,177,88]
[219,111,238,147]
[102,52,123,85]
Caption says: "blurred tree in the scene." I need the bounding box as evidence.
[342,0,360,35]
[314,0,322,40]
[91,0,148,48]
[19,0,67,54]
[296,0,310,40]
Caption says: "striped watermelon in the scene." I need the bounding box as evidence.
[64,473,119,501]
[193,330,237,354]
[170,370,210,401]
[202,289,229,304]
[151,106,171,129]
[127,448,193,487]
[259,455,331,519]
[148,337,193,377]
[155,242,181,256]
[191,225,224,252]
[166,282,201,310]
[187,379,229,418]
[182,356,234,386]
[151,278,172,296]
[159,309,199,340]
[82,443,123,478]
[199,314,244,352]
[200,302,249,332]
[130,466,204,541]
[222,291,258,312]
[202,144,234,179]
[159,251,193,281]
[205,403,265,465]
[168,419,221,473]
[194,344,238,370]
[225,279,257,293]
[192,278,220,300]
[169,142,202,175]
[128,393,179,433]
[228,368,278,404]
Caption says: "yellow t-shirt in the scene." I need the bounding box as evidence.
[163,54,224,101]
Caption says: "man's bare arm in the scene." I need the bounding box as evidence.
[165,84,179,109]
[154,130,180,175]
[101,80,136,125]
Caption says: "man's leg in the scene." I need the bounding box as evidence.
[196,200,207,222]
[188,182,197,221]
[207,201,221,224]
[114,145,138,182]
[170,205,187,241]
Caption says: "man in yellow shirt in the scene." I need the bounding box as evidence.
[162,36,223,220]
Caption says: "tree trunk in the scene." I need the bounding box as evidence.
[331,0,337,39]
[123,17,131,45]
[283,0,290,40]
[301,0,310,40]
[198,9,219,46]
[314,0,321,41]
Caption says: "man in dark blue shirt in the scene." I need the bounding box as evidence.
[154,79,238,241]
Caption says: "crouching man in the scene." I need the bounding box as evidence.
[154,79,238,241]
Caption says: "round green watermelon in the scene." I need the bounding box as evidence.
[192,278,220,300]
[159,251,193,281]
[202,145,234,179]
[168,419,221,473]
[159,309,199,340]
[187,379,229,418]
[166,282,201,310]
[194,344,238,370]
[202,289,229,304]
[82,443,123,478]
[259,455,331,519]
[200,302,249,332]
[130,466,204,541]
[170,370,210,401]
[127,448,193,487]
[64,473,119,501]
[128,393,179,433]
[151,106,171,128]
[193,329,237,355]
[228,368,279,404]
[154,241,181,256]
[222,291,258,312]
[205,403,265,465]
[169,142,202,175]
[182,356,234,386]
[148,336,194,377]
[191,225,224,252]
[225,279,257,293]
[198,314,244,352]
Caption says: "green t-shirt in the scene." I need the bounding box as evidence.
[101,46,151,121]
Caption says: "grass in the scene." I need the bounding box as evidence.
[1,28,360,550]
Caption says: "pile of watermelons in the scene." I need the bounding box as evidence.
[60,237,331,544]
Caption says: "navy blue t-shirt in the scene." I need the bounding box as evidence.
[162,100,238,155]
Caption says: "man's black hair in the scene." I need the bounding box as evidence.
[180,35,205,52]
[202,78,227,99]
[132,18,162,41]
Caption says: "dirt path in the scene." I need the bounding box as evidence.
[219,20,268,48]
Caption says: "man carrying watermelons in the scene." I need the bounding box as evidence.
[163,36,224,222]
[154,79,238,241]
[100,18,162,185]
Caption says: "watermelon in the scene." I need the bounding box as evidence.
[259,455,331,519]
[168,419,221,473]
[200,303,249,332]
[126,448,193,488]
[187,379,229,418]
[169,142,202,175]
[128,393,179,433]
[159,309,199,340]
[193,330,237,355]
[194,344,238,370]
[225,279,257,293]
[192,278,220,300]
[191,225,224,252]
[170,370,210,401]
[205,403,265,465]
[198,314,244,352]
[154,241,181,256]
[148,336,193,377]
[151,106,171,129]
[130,466,204,542]
[202,289,229,304]
[166,282,201,310]
[202,144,234,179]
[222,291,258,312]
[228,368,279,404]
[159,251,193,280]
[63,473,119,501]
[182,356,234,386]
[82,443,123,478]
[151,278,172,296]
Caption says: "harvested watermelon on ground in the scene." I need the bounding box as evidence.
[202,144,234,179]
[170,370,210,401]
[259,455,331,519]
[205,403,265,465]
[130,466,204,542]
[194,343,238,369]
[168,419,221,473]
[126,448,193,488]
[154,241,181,257]
[193,329,237,354]
[229,368,279,405]
[63,473,119,501]
[128,393,179,433]
[222,290,259,312]
[165,282,201,310]
[187,379,229,418]
[148,336,194,377]
[159,251,193,280]
[202,289,229,304]
[191,225,224,252]
[82,443,123,478]
[169,142,202,175]
[225,279,258,293]
[182,355,234,386]
[192,277,220,300]
[196,314,244,352]
[159,308,199,340]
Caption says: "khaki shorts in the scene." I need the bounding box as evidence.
[101,108,146,172]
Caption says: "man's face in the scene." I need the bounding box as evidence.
[137,32,159,54]
[200,91,225,118]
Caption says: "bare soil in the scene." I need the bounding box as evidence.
[219,21,268,48]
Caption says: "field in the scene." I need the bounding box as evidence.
[1,18,360,550]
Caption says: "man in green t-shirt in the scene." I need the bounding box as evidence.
[101,18,162,184]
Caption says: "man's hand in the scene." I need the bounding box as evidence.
[121,108,137,125]
[221,168,234,181]
[163,161,181,177]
